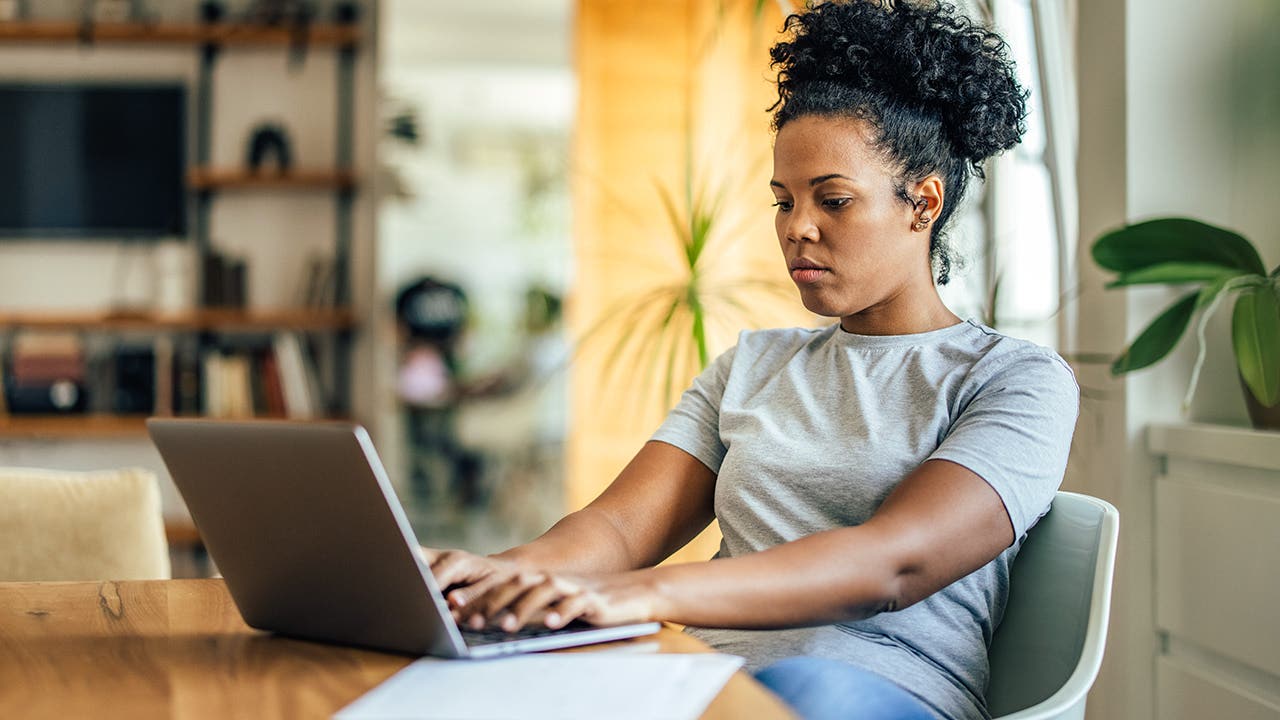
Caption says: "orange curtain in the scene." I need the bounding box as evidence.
[568,0,809,563]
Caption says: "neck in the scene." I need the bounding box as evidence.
[839,287,960,336]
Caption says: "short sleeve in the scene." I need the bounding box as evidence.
[649,344,737,473]
[928,349,1080,539]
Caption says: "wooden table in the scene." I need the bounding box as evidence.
[0,579,794,719]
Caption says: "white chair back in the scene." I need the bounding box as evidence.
[988,491,1120,720]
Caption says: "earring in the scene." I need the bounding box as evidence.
[912,214,932,232]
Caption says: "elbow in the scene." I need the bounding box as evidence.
[844,532,928,620]
[816,524,941,623]
[832,556,914,622]
[874,565,913,616]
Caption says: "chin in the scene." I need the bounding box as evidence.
[797,291,849,320]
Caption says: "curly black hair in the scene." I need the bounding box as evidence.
[769,0,1028,284]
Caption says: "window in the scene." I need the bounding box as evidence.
[940,0,1077,350]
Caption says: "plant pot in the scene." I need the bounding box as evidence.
[1240,374,1280,431]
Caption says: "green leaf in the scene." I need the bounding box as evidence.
[1092,218,1266,275]
[655,182,690,254]
[684,279,709,369]
[1111,291,1199,375]
[1105,261,1245,289]
[1195,274,1236,312]
[1232,285,1280,407]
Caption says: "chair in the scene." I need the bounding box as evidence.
[987,491,1120,720]
[0,467,171,581]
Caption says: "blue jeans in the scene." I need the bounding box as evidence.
[754,656,936,720]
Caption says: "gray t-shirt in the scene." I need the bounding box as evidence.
[650,320,1079,720]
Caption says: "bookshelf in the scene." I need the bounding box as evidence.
[0,413,150,439]
[187,168,357,192]
[0,412,354,440]
[0,15,362,439]
[0,309,356,333]
[0,20,361,47]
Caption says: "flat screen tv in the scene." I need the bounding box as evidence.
[0,83,187,238]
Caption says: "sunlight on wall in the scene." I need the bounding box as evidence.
[569,0,813,564]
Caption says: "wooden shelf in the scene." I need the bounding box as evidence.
[0,414,355,439]
[164,518,202,548]
[188,168,357,191]
[0,414,149,438]
[0,20,360,47]
[0,308,357,333]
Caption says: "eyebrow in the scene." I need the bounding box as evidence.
[769,173,857,188]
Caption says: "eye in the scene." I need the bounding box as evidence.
[772,200,793,212]
[822,197,852,209]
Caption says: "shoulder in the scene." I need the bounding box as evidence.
[953,322,1079,405]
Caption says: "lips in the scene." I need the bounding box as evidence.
[789,257,829,284]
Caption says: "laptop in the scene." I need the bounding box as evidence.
[147,418,661,658]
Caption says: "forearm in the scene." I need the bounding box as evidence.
[642,525,905,629]
[462,459,1013,632]
[493,506,641,575]
[630,461,1013,629]
[494,442,716,575]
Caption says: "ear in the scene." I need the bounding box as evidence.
[911,175,946,230]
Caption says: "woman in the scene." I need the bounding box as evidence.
[424,2,1078,718]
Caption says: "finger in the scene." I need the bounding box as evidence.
[475,572,546,626]
[546,594,592,629]
[506,578,572,631]
[432,550,512,602]
[462,607,488,631]
[417,546,440,564]
[429,550,478,589]
[448,574,506,610]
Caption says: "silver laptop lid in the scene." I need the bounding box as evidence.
[147,418,468,657]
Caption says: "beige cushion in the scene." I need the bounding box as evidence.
[0,467,171,581]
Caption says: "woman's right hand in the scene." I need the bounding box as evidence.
[419,547,523,618]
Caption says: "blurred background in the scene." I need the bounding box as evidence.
[0,2,1276,719]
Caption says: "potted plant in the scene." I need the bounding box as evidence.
[1092,217,1280,429]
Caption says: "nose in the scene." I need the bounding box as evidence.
[783,206,819,244]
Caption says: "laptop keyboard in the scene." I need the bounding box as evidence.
[460,621,592,646]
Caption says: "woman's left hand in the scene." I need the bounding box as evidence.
[457,569,660,632]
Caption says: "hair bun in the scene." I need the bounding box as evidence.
[771,0,1027,163]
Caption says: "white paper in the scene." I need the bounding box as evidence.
[334,653,746,720]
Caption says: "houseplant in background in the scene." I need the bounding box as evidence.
[1092,217,1280,429]
[577,147,799,418]
[574,0,805,423]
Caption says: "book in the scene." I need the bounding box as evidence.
[298,254,337,308]
[11,332,86,386]
[174,345,201,415]
[201,352,223,417]
[224,354,254,418]
[259,350,287,416]
[272,332,316,419]
[110,346,156,414]
[13,332,82,357]
[153,336,174,417]
[248,349,267,415]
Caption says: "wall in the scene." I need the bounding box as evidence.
[1071,1,1280,717]
[569,0,814,563]
[0,1,380,521]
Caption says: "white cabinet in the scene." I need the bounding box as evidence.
[1148,424,1280,719]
